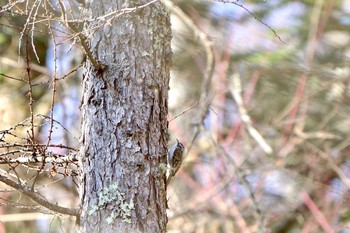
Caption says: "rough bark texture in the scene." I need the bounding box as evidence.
[79,1,172,232]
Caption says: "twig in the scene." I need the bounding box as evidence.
[24,30,35,144]
[229,73,273,155]
[306,142,350,190]
[0,173,80,217]
[0,153,78,165]
[0,143,78,152]
[168,101,201,122]
[302,192,335,233]
[208,0,286,44]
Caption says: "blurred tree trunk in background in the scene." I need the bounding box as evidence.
[79,1,172,232]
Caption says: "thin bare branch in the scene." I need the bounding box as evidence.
[208,0,286,44]
[0,173,80,217]
[229,73,273,155]
[0,153,78,165]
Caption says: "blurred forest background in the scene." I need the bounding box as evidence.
[0,0,350,232]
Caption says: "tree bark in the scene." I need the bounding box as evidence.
[79,1,172,232]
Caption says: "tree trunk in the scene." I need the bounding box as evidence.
[79,1,172,232]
